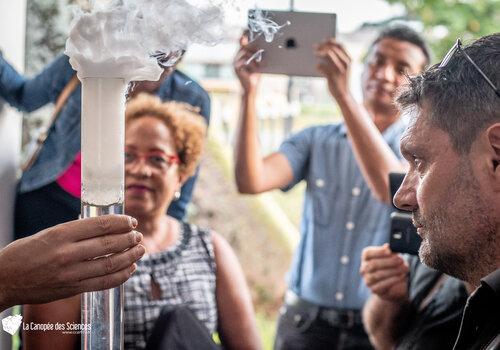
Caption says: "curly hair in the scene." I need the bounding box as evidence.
[125,93,207,178]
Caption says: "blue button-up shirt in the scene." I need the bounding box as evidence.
[279,119,406,309]
[0,54,210,220]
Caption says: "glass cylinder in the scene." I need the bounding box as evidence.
[80,77,127,350]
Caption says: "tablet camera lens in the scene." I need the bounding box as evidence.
[286,38,297,49]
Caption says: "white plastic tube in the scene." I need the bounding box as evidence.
[81,77,126,207]
[81,77,127,350]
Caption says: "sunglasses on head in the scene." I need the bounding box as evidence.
[439,38,500,98]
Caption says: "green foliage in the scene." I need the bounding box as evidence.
[256,312,277,350]
[26,0,65,72]
[385,0,500,60]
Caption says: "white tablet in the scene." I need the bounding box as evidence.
[247,10,337,77]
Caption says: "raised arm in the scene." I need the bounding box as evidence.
[359,244,410,349]
[233,35,293,194]
[0,53,73,112]
[315,40,406,203]
[212,231,262,350]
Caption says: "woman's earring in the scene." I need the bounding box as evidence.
[174,191,181,200]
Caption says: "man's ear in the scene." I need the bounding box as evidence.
[486,123,500,176]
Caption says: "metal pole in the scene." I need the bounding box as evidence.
[284,0,295,138]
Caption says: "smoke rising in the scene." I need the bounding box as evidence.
[66,0,234,81]
[248,8,290,43]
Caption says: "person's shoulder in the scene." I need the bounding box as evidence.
[182,223,225,249]
[180,222,218,265]
[209,230,235,260]
[170,70,209,99]
[294,122,345,140]
[51,54,74,74]
[181,221,212,245]
[37,54,77,97]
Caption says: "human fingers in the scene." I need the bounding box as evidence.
[327,37,338,45]
[323,39,351,61]
[235,42,259,60]
[234,50,257,70]
[363,265,409,287]
[235,55,260,75]
[333,43,351,64]
[240,31,250,47]
[55,215,138,242]
[77,264,138,293]
[316,47,346,75]
[369,273,407,295]
[234,47,250,64]
[314,43,330,56]
[69,231,143,262]
[61,244,145,283]
[362,244,392,261]
[327,50,347,72]
[236,52,258,68]
[360,253,406,275]
[315,52,335,75]
[314,39,332,51]
[241,47,261,63]
[316,40,351,65]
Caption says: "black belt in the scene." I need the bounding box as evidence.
[284,291,363,329]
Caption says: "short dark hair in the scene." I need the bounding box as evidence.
[397,33,500,154]
[370,25,432,67]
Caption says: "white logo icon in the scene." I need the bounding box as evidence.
[2,315,23,335]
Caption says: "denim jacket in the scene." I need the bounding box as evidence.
[0,54,210,220]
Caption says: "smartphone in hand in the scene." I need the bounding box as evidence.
[389,212,421,255]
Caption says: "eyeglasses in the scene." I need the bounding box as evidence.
[125,149,180,171]
[439,38,500,98]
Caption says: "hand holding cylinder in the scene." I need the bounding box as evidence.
[0,215,144,312]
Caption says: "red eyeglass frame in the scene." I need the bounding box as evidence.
[124,149,181,167]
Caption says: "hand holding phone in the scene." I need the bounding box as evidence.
[389,212,422,256]
[388,173,422,256]
[360,244,410,302]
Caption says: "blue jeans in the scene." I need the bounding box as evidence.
[274,303,373,350]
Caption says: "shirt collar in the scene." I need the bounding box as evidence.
[481,268,500,297]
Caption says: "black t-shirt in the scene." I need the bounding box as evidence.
[395,256,468,350]
[453,268,500,350]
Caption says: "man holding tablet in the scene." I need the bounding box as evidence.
[233,24,430,349]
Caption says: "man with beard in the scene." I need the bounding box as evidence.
[363,33,500,350]
[233,25,430,349]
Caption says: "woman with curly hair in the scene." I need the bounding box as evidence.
[23,94,261,350]
[122,94,261,349]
